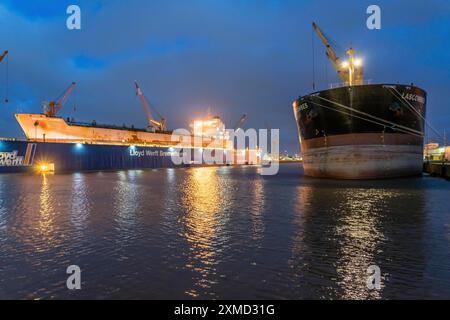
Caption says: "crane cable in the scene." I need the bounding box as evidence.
[386,86,443,141]
[307,100,424,138]
[314,95,423,136]
[321,29,346,60]
[311,24,316,91]
[4,53,9,103]
[149,100,164,121]
[142,91,163,122]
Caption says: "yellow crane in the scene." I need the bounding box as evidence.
[0,50,8,63]
[1,50,9,102]
[134,80,166,131]
[44,82,77,117]
[233,114,247,133]
[312,22,363,86]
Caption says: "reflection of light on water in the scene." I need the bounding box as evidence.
[289,185,315,295]
[290,185,390,299]
[291,184,314,254]
[183,168,221,236]
[333,188,392,299]
[181,167,223,298]
[70,173,90,231]
[0,178,6,231]
[12,174,63,253]
[166,168,175,183]
[113,170,141,230]
[37,174,56,248]
[250,177,265,241]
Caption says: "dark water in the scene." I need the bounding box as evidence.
[1,164,450,299]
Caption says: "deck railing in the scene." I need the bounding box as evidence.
[329,79,373,89]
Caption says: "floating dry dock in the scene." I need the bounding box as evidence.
[0,139,184,173]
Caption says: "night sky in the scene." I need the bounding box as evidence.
[0,0,449,153]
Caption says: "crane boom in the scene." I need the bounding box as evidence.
[312,22,363,86]
[312,22,347,82]
[45,82,76,117]
[0,50,8,63]
[234,114,247,132]
[134,80,166,131]
[1,50,9,103]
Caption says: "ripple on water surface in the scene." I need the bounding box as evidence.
[1,164,450,299]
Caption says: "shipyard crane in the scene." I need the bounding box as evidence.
[1,51,9,103]
[312,22,363,86]
[233,113,247,132]
[0,50,8,63]
[134,80,166,131]
[44,82,76,117]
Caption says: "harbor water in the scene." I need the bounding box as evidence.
[1,164,450,299]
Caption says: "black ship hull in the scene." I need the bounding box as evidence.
[293,84,427,179]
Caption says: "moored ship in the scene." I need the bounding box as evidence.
[292,23,427,179]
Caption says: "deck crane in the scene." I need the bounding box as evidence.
[44,82,76,117]
[312,22,363,86]
[0,50,8,63]
[134,80,166,131]
[233,113,247,132]
[1,51,9,102]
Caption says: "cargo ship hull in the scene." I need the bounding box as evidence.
[293,84,426,179]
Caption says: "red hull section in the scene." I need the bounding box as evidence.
[302,136,423,179]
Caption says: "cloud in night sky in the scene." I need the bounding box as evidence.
[0,0,449,153]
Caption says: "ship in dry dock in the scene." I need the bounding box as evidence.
[0,79,256,174]
[292,22,427,179]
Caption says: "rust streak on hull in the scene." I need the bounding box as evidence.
[303,143,423,179]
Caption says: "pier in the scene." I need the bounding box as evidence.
[423,161,450,179]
